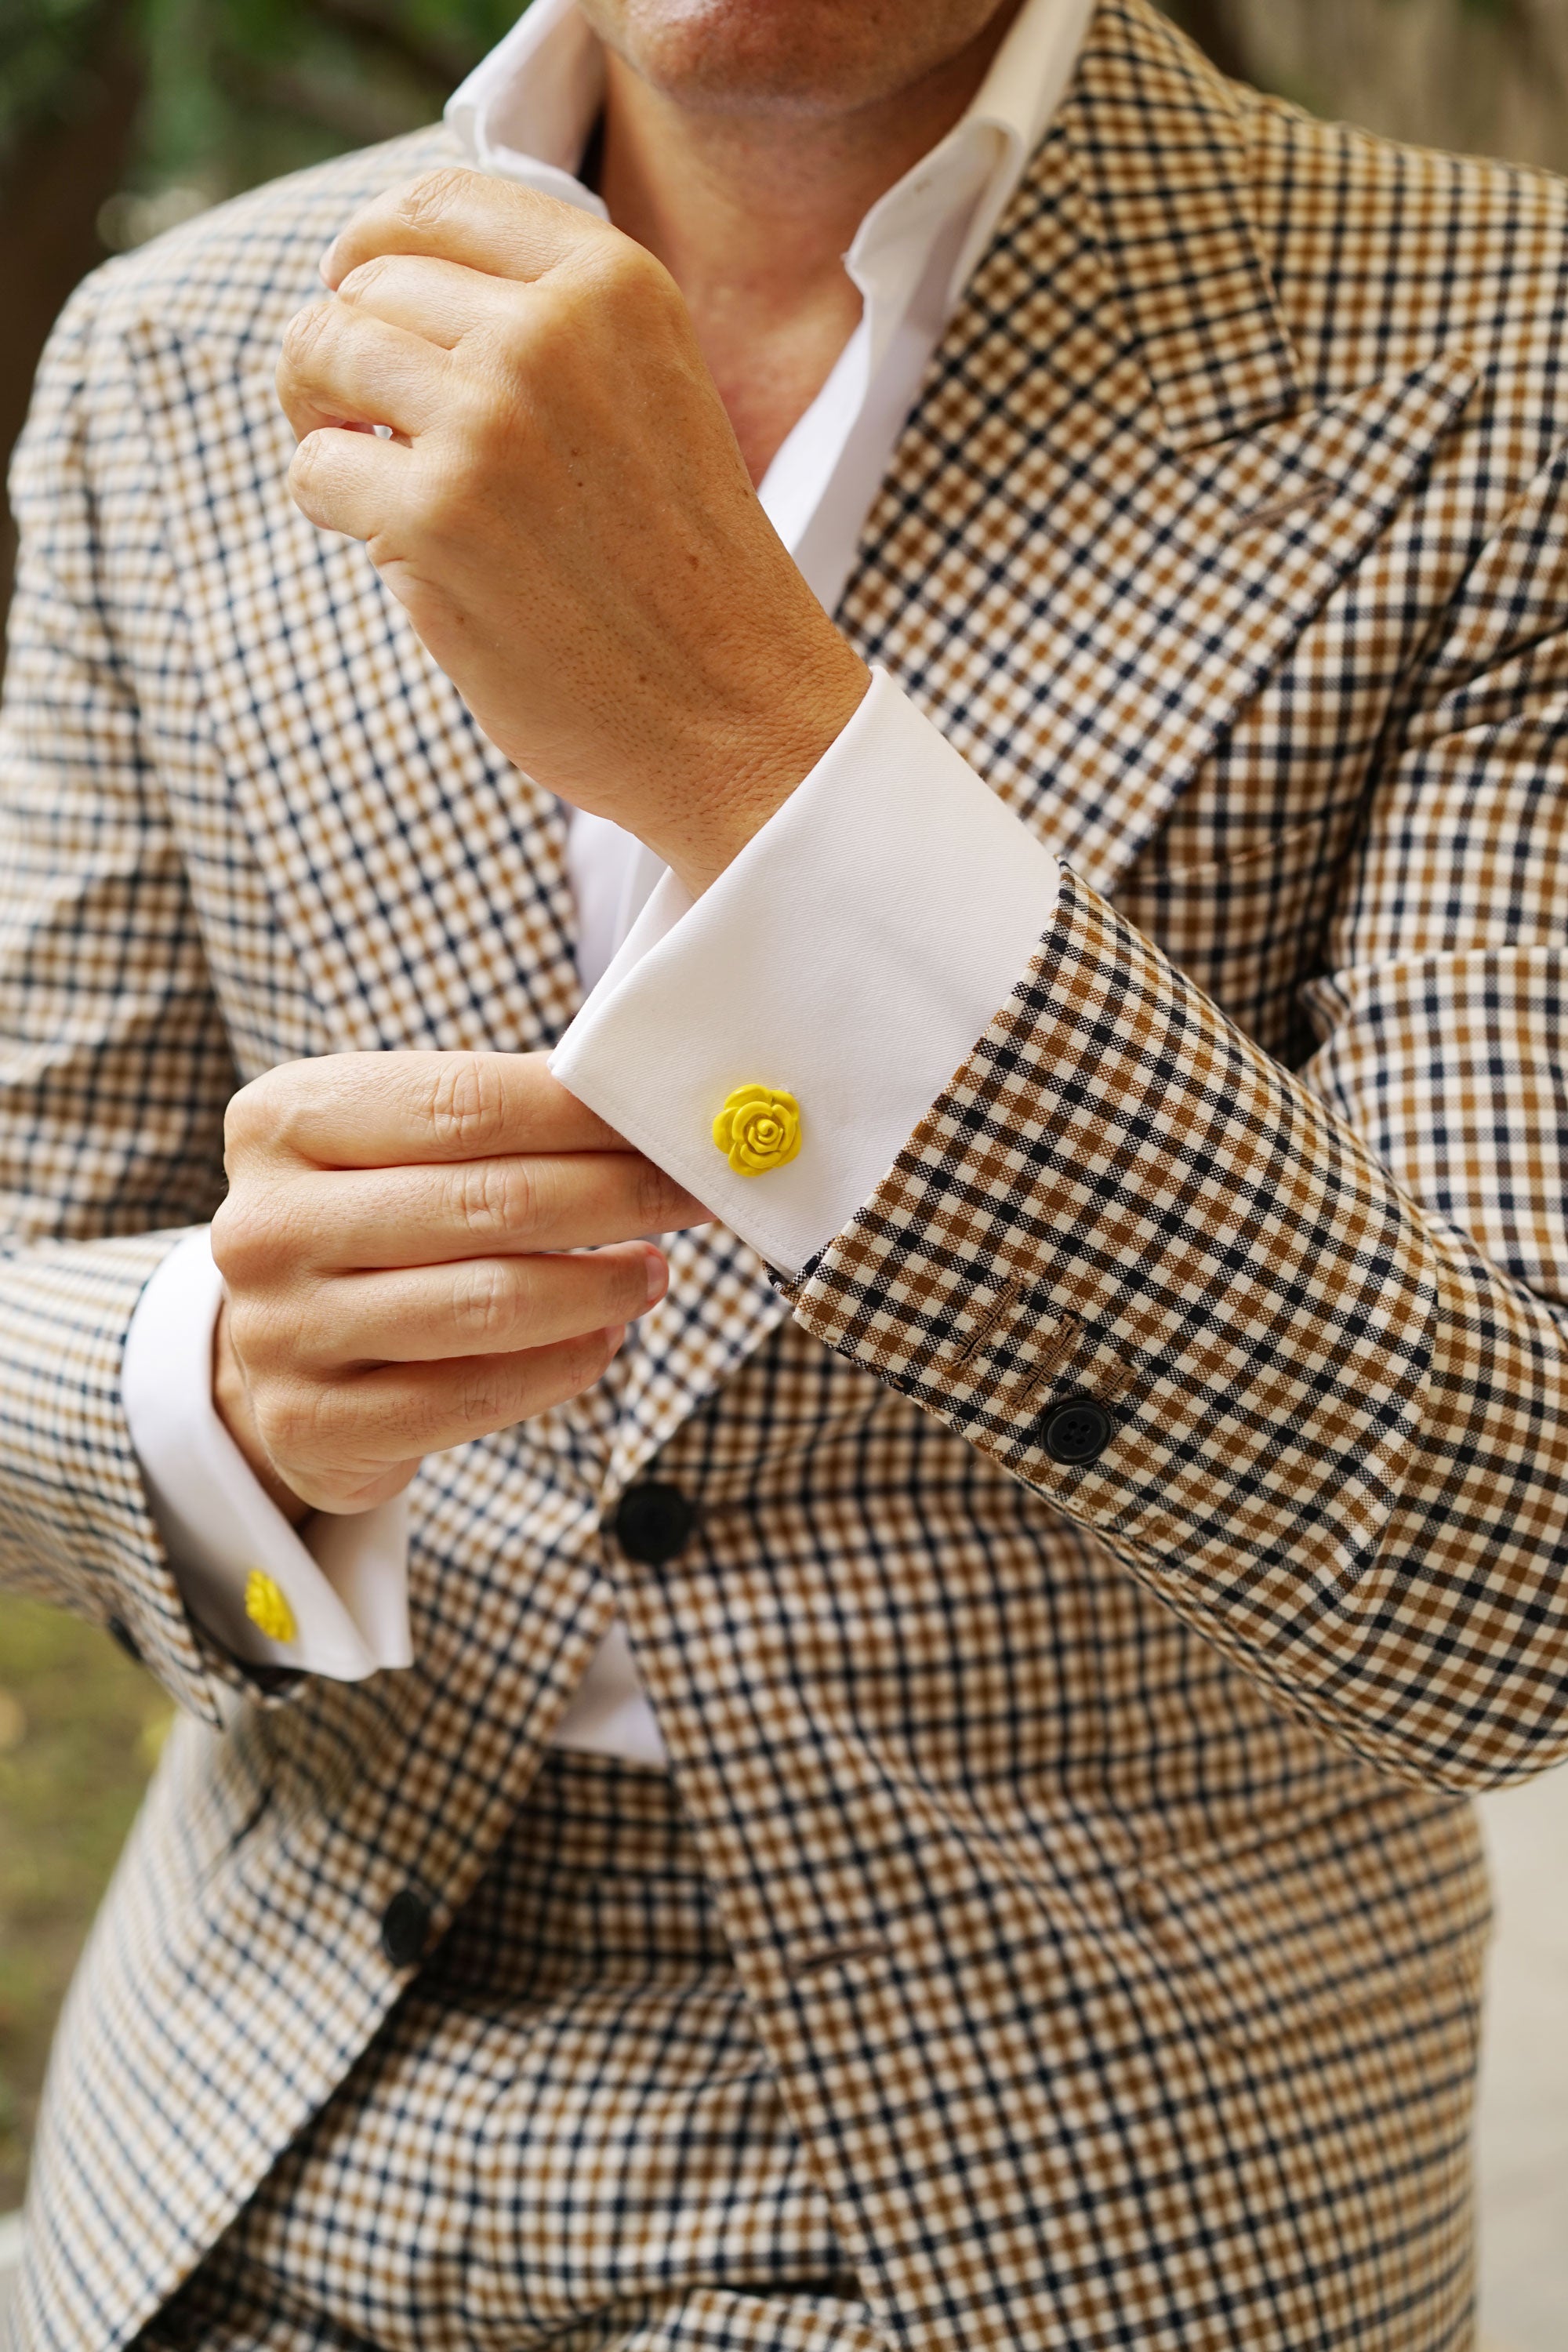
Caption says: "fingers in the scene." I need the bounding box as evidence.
[287,1242,665,1367]
[263,1323,630,1509]
[214,1049,712,1514]
[278,295,452,441]
[332,1326,630,1466]
[225,1051,626,1174]
[332,252,514,351]
[288,424,411,543]
[323,167,602,294]
[239,1152,706,1279]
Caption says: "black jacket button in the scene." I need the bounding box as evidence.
[379,1888,433,1969]
[106,1615,141,1664]
[612,1482,698,1566]
[1040,1396,1115,1466]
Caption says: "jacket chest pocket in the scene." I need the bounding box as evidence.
[1112,808,1359,1062]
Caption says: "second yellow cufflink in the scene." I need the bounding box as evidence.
[712,1085,802,1176]
[244,1570,297,1645]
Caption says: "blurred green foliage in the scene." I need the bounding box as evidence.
[0,0,103,162]
[2,0,520,201]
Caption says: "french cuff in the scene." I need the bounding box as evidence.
[550,667,1062,1276]
[122,1229,412,1680]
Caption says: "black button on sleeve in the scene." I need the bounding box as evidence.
[612,1483,698,1566]
[379,1888,433,1969]
[1040,1396,1115,1466]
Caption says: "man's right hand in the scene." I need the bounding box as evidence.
[209,1051,706,1520]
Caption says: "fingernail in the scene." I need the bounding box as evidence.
[318,238,340,287]
[644,1247,668,1307]
[604,1324,627,1355]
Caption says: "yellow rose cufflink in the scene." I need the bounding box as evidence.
[712,1085,802,1176]
[244,1570,298,1645]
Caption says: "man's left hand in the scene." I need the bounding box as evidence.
[276,168,869,893]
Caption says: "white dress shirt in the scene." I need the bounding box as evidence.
[123,0,1087,1764]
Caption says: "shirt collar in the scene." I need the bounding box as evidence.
[940,0,1097,294]
[446,0,1094,266]
[445,0,608,212]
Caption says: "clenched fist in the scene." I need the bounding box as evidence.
[275,167,870,895]
[210,1052,706,1519]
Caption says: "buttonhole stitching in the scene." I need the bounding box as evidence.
[939,1274,1022,1369]
[1019,1340,1139,1416]
[1231,474,1338,535]
[793,1936,887,1980]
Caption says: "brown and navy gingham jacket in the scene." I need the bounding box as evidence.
[5,2,1568,2345]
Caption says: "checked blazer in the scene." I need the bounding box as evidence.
[5,1,1568,2345]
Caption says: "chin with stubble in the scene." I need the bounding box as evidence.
[575,0,1027,118]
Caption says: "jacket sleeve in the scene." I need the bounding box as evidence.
[0,274,269,1727]
[789,435,1568,1797]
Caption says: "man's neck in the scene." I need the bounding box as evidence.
[596,6,1025,482]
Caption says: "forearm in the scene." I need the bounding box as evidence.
[785,867,1568,1792]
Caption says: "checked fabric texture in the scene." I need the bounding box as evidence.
[2,1,1567,2346]
[134,1751,882,2352]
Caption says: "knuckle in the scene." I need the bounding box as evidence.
[287,443,339,529]
[456,1156,537,1242]
[594,234,662,307]
[336,256,387,305]
[279,298,332,375]
[452,1258,516,1343]
[223,1070,278,1161]
[455,379,514,469]
[388,1394,439,1460]
[228,1058,330,1169]
[454,1366,512,1431]
[634,1153,677,1232]
[499,1157,542,1236]
[287,437,328,499]
[428,1053,506,1155]
[397,167,470,234]
[209,1192,270,1287]
[475,308,541,390]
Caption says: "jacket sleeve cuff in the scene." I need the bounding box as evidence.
[549,668,1061,1275]
[122,1229,412,1680]
[789,865,1437,1597]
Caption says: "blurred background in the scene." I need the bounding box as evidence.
[1,0,1566,2344]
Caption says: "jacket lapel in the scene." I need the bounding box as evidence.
[839,0,1475,897]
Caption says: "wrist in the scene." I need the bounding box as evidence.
[212,1301,314,1529]
[659,644,873,897]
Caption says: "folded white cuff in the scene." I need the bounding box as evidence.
[550,669,1061,1274]
[122,1229,411,1679]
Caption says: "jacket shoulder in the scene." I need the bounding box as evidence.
[1243,91,1568,418]
[85,122,462,362]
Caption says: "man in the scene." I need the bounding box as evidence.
[3,0,1567,2340]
